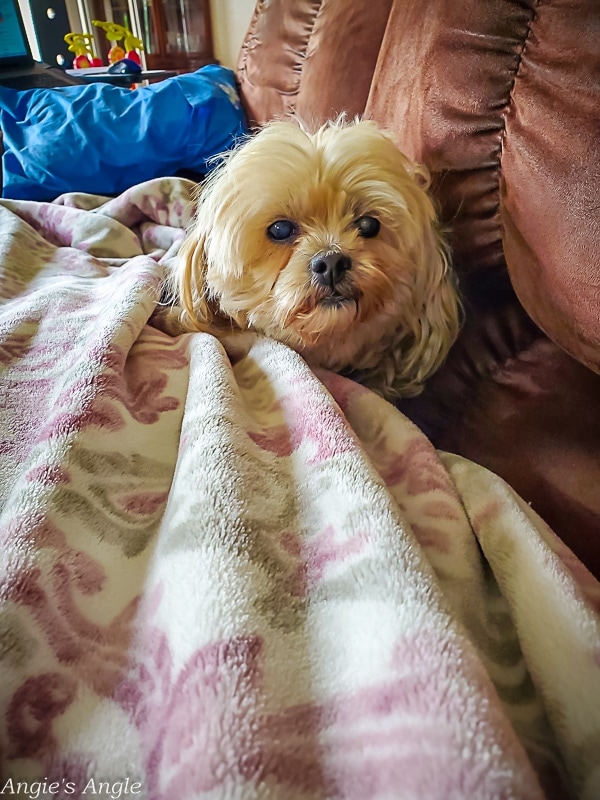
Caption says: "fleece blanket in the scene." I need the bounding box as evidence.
[0,178,599,800]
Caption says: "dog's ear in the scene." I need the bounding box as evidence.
[351,227,461,401]
[173,226,217,332]
[391,225,462,398]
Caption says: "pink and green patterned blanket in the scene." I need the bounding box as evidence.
[1,178,599,800]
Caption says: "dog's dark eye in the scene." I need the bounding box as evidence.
[267,220,296,242]
[356,216,380,238]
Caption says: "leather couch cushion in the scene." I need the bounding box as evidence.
[399,299,600,578]
[365,0,600,368]
[237,0,392,126]
[501,0,600,373]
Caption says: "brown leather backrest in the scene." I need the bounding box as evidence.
[236,0,393,127]
[236,0,600,373]
[500,0,600,372]
[366,0,600,371]
[365,0,533,287]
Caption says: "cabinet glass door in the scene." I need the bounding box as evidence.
[163,0,205,53]
[133,0,158,55]
[85,0,214,70]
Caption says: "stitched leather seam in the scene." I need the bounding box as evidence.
[237,0,265,78]
[500,0,541,155]
[237,0,324,115]
[286,0,324,116]
[489,1,540,276]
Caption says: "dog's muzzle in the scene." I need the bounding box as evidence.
[309,250,352,289]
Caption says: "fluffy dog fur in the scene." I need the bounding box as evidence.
[171,118,461,399]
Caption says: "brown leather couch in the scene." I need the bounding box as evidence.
[235,0,600,577]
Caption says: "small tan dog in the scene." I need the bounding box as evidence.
[171,118,461,399]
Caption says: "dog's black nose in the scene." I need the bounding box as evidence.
[309,251,352,288]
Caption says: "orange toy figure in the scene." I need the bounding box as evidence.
[64,32,103,68]
[92,21,143,65]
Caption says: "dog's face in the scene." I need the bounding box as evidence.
[174,119,461,398]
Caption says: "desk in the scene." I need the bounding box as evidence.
[65,68,177,88]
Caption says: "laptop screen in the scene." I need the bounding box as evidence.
[0,0,32,62]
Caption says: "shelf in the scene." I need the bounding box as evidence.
[87,0,215,73]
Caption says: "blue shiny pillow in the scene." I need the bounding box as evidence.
[0,64,248,200]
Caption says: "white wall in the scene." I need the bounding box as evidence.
[209,0,255,69]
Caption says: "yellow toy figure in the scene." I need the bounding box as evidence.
[64,32,103,68]
[122,30,144,65]
[92,21,143,65]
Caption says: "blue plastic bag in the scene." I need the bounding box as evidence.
[0,64,248,200]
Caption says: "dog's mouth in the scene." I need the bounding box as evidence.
[318,291,355,308]
[284,280,362,329]
[313,278,360,309]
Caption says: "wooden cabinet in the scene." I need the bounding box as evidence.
[87,0,215,72]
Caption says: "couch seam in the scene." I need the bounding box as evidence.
[479,0,539,291]
[470,323,544,384]
[287,0,325,117]
[237,0,325,116]
[498,0,541,168]
[409,323,547,440]
[435,3,541,268]
[236,0,264,80]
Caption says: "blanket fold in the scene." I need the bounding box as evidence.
[0,178,598,800]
